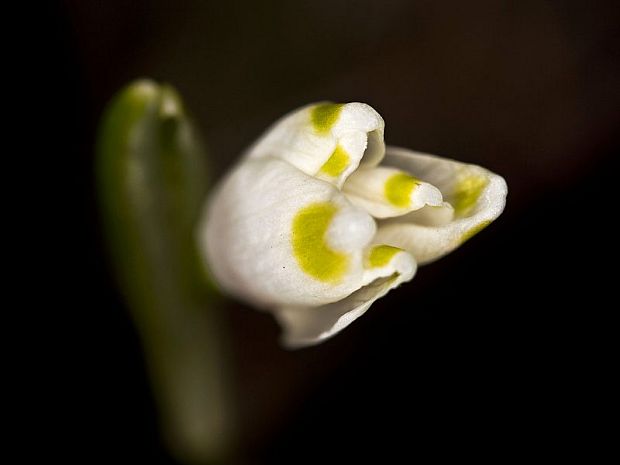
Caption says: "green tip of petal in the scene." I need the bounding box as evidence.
[367,245,401,268]
[292,202,348,283]
[319,145,350,177]
[460,220,491,244]
[452,174,488,217]
[384,172,420,208]
[311,103,344,134]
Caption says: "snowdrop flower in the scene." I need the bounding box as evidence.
[198,103,507,348]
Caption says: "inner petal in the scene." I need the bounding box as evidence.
[343,166,443,219]
[383,148,492,219]
[382,202,455,227]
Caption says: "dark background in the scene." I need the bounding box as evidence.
[44,0,617,463]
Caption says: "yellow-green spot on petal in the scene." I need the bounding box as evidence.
[385,172,420,208]
[311,103,344,134]
[460,220,491,244]
[319,145,349,177]
[292,202,348,283]
[452,173,488,217]
[367,245,401,268]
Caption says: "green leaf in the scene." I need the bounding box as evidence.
[97,80,235,464]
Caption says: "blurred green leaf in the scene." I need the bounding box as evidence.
[97,80,234,464]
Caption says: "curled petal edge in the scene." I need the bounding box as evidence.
[375,147,508,264]
[275,249,416,348]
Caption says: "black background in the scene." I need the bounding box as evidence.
[41,1,617,463]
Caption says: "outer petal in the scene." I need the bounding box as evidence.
[245,102,385,188]
[197,157,377,308]
[275,246,416,348]
[374,147,507,264]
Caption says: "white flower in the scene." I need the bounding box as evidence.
[197,103,507,348]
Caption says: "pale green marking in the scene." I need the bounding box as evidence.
[311,103,344,134]
[367,245,401,268]
[292,202,348,283]
[460,220,491,243]
[319,145,349,177]
[385,172,420,208]
[452,174,488,217]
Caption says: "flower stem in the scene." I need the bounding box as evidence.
[97,80,235,463]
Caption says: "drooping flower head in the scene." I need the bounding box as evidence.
[198,103,507,348]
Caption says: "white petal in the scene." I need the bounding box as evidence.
[245,102,385,188]
[383,147,506,217]
[343,166,443,218]
[197,157,378,308]
[392,202,455,227]
[275,247,416,348]
[374,147,508,264]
